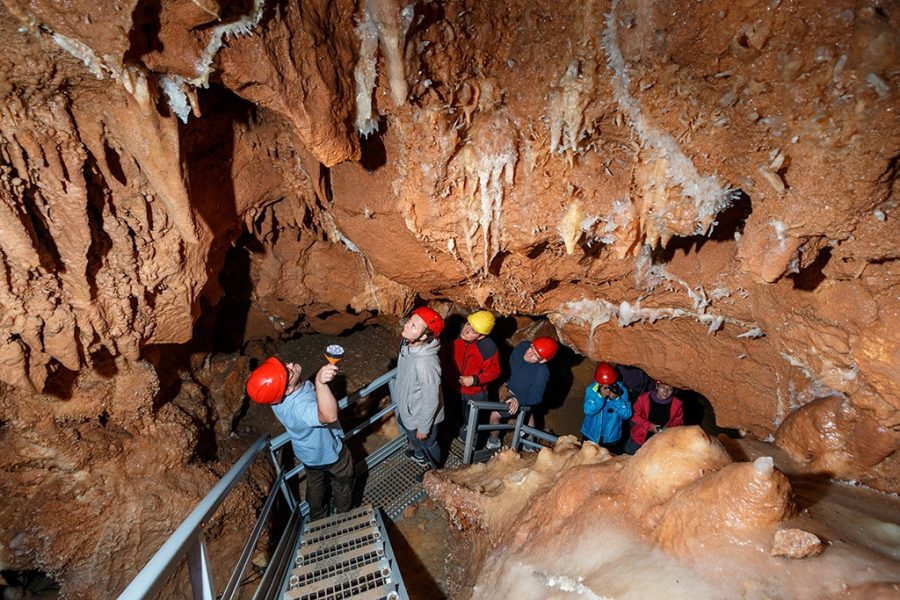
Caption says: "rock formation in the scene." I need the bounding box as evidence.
[425,428,900,599]
[0,0,897,596]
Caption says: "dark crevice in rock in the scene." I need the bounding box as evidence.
[790,246,832,291]
[82,151,114,301]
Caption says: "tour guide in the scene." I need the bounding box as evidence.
[246,357,352,521]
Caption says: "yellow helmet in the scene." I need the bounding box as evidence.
[467,310,495,335]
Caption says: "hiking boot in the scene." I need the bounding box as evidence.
[485,437,502,450]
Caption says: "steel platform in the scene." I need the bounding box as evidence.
[360,438,465,520]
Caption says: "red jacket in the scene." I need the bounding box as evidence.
[449,337,501,395]
[629,391,684,446]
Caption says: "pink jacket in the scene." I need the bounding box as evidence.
[629,392,684,446]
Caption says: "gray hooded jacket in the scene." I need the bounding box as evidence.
[394,337,444,434]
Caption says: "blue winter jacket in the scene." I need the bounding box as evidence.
[581,381,631,444]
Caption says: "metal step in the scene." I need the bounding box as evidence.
[361,438,465,520]
[303,505,377,537]
[285,504,406,600]
[300,512,379,547]
[285,560,396,600]
[291,544,385,585]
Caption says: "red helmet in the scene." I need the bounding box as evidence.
[532,337,558,361]
[246,357,288,404]
[594,362,618,385]
[412,306,444,337]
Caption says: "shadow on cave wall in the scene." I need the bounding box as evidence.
[657,190,753,262]
[789,246,832,291]
[359,124,388,172]
[139,84,260,462]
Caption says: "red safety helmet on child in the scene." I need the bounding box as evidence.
[532,337,559,360]
[412,306,444,336]
[594,362,618,385]
[246,357,288,404]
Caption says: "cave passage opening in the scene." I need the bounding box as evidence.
[0,568,59,599]
[541,357,741,448]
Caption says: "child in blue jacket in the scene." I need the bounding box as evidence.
[581,362,632,451]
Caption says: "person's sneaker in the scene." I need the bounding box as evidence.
[485,437,502,450]
[409,453,429,467]
[404,448,416,459]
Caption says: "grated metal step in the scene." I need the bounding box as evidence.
[361,438,465,520]
[286,504,405,600]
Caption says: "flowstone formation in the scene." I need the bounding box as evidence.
[424,428,900,599]
[0,0,897,596]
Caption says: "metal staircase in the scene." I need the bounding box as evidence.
[118,369,557,600]
[284,505,405,600]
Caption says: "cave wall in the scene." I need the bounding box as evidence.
[0,0,897,596]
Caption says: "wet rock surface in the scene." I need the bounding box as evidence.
[0,0,897,596]
[425,428,900,599]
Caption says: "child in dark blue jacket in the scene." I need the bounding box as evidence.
[486,337,558,449]
[581,362,632,452]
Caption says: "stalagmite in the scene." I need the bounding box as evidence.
[653,456,792,552]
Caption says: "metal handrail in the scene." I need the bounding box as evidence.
[118,434,270,599]
[220,471,284,600]
[462,399,559,463]
[120,369,400,600]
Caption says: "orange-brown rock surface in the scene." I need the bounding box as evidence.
[0,354,265,597]
[425,428,900,599]
[0,0,897,596]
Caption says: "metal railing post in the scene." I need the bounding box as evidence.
[187,534,214,600]
[463,400,479,464]
[388,377,401,437]
[267,447,297,511]
[252,508,302,600]
[510,409,528,450]
[220,473,284,600]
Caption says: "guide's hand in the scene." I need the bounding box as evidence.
[416,431,428,440]
[316,364,338,385]
[506,397,520,415]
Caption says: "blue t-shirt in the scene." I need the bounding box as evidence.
[508,341,550,407]
[271,381,344,467]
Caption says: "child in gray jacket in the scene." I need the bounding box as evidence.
[394,307,444,468]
